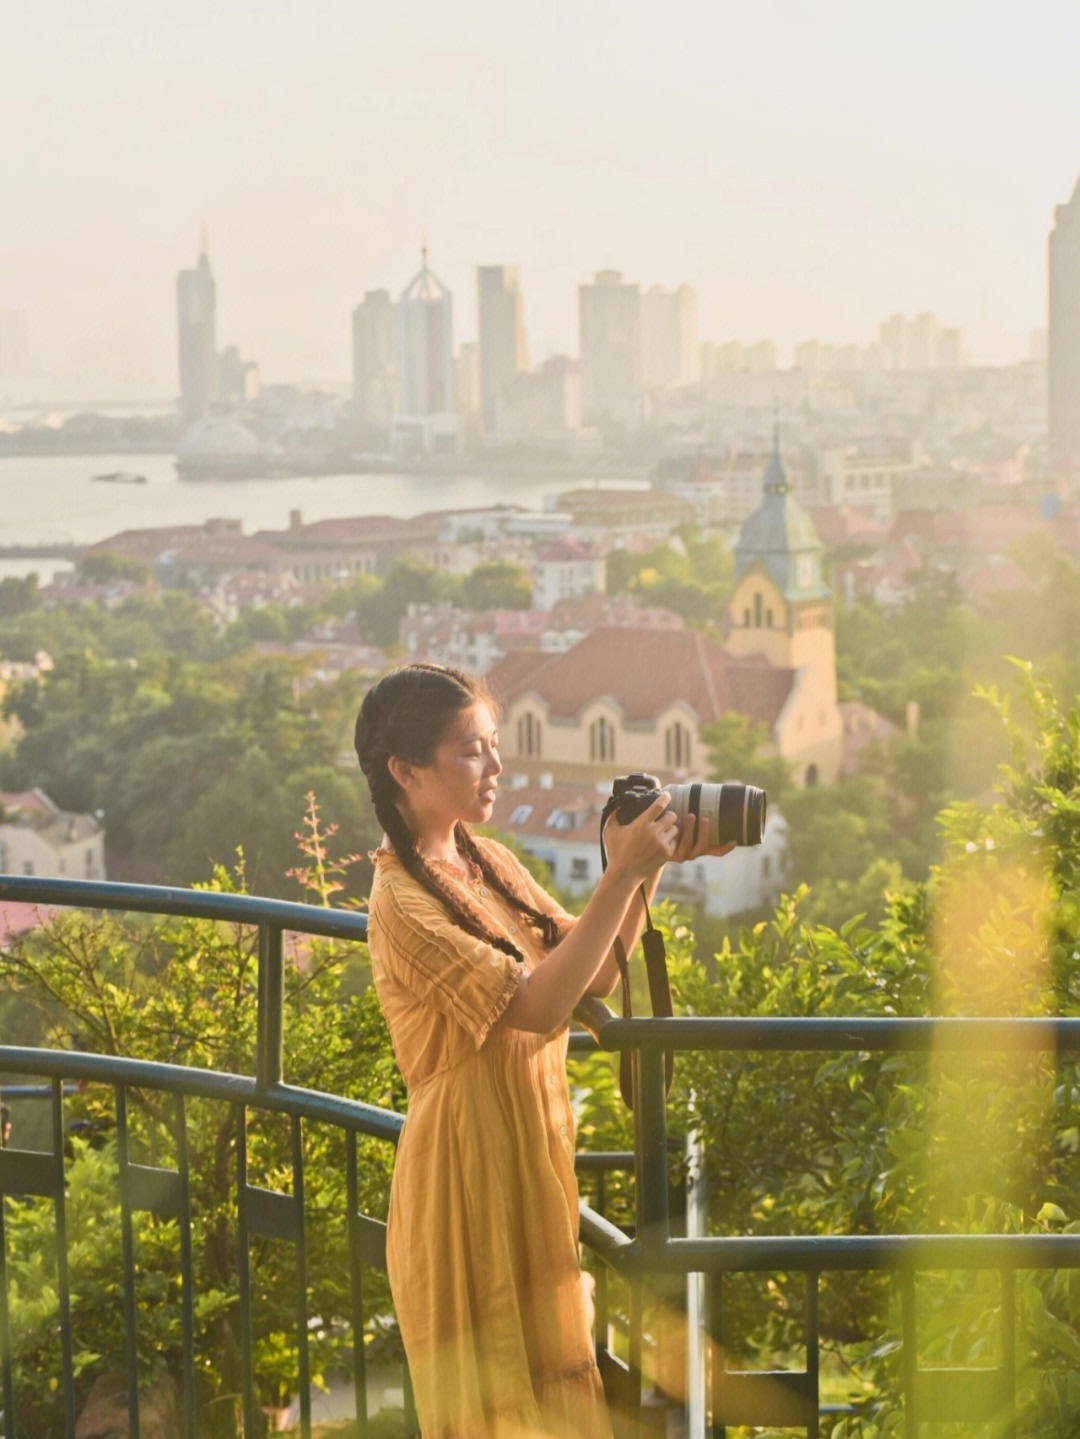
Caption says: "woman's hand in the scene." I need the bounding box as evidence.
[671,816,737,864]
[603,792,680,882]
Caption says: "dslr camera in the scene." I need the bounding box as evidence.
[604,772,766,848]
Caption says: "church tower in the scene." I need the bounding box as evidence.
[728,432,841,784]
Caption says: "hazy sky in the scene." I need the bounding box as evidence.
[4,0,1079,393]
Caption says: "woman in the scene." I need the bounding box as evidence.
[355,662,729,1438]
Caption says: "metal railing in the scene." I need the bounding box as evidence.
[2,875,1080,1438]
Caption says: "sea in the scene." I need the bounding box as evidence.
[0,453,579,583]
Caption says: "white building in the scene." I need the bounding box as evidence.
[0,790,105,881]
[531,538,606,611]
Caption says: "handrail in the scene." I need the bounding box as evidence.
[4,874,1080,1438]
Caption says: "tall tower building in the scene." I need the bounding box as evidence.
[393,251,458,454]
[477,266,527,435]
[578,270,642,429]
[641,283,700,389]
[1049,178,1080,464]
[352,289,399,432]
[727,432,841,786]
[398,251,454,416]
[177,239,218,423]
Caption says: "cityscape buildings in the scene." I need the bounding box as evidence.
[477,266,527,436]
[176,240,218,423]
[1049,177,1080,464]
[393,250,458,454]
[578,269,643,430]
[351,289,398,434]
[641,283,700,389]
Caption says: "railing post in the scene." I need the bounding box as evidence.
[631,1041,669,1437]
[257,922,284,1090]
[686,1110,708,1439]
[633,1043,670,1247]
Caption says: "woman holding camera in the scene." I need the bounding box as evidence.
[355,662,729,1438]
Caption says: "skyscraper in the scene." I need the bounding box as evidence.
[1049,178,1080,464]
[477,266,527,434]
[352,289,398,432]
[578,270,642,429]
[641,283,700,389]
[393,251,458,454]
[177,240,218,424]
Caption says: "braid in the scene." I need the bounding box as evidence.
[455,825,563,949]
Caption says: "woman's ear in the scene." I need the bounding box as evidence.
[387,754,414,792]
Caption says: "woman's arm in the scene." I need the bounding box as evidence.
[495,793,678,1035]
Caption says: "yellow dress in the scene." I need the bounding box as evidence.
[367,837,613,1439]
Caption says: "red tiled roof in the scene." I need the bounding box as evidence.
[489,782,606,840]
[488,627,793,726]
[270,514,443,545]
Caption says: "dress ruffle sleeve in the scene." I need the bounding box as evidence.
[369,878,523,1048]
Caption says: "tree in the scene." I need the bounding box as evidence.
[0,572,39,617]
[0,804,402,1437]
[355,560,458,647]
[460,558,532,611]
[700,711,795,809]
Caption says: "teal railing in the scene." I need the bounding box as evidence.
[2,875,1080,1438]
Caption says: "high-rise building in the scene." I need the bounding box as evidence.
[641,284,699,389]
[393,251,458,454]
[177,241,218,423]
[578,270,642,429]
[477,266,527,434]
[1049,178,1080,463]
[352,289,398,432]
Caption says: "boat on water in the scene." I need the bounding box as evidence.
[91,471,148,484]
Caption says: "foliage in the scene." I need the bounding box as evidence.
[460,558,532,611]
[605,525,734,629]
[0,647,374,892]
[0,801,401,1436]
[353,559,457,647]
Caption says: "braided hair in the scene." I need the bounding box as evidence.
[355,663,564,963]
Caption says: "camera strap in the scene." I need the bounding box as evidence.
[610,888,674,1110]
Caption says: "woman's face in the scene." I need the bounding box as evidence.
[400,700,502,838]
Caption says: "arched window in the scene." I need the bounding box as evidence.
[766,608,774,627]
[517,712,542,758]
[665,722,691,769]
[805,762,819,787]
[743,607,751,627]
[590,717,615,763]
[754,593,763,626]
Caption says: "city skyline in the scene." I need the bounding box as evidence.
[3,0,1080,396]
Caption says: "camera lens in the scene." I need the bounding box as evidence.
[667,781,766,846]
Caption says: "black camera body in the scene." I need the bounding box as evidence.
[606,771,766,848]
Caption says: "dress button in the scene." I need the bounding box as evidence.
[559,1123,567,1137]
[508,922,517,934]
[479,886,488,897]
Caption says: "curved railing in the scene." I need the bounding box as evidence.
[4,875,1080,1438]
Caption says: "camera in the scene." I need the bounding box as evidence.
[606,772,766,848]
